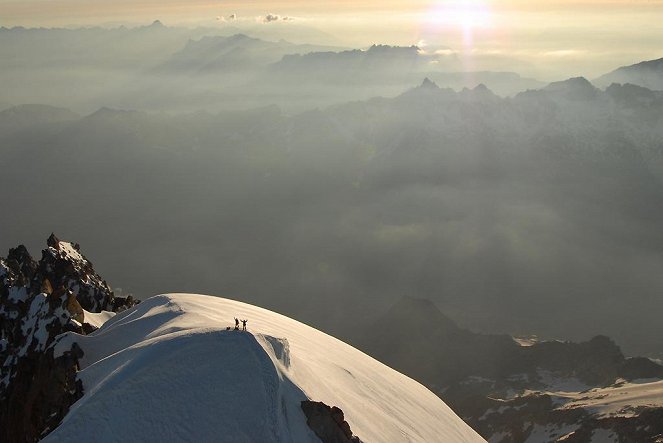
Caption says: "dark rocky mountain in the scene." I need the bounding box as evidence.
[595,57,663,90]
[355,296,663,442]
[0,235,136,442]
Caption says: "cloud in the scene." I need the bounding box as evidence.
[262,13,294,23]
[541,49,586,57]
[216,14,237,22]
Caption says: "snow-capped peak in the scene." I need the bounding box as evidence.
[48,293,485,442]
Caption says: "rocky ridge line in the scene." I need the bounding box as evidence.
[0,234,137,442]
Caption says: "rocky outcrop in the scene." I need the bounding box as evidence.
[0,235,138,442]
[355,296,663,443]
[2,344,84,442]
[301,401,363,443]
[39,233,113,312]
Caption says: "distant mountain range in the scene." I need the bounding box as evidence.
[2,25,660,113]
[0,27,543,112]
[595,57,663,90]
[2,78,663,359]
[156,33,343,74]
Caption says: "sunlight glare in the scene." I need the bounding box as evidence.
[431,0,492,31]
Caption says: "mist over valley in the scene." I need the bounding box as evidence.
[2,16,663,442]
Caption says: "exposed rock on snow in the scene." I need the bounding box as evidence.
[0,236,137,442]
[40,233,113,312]
[301,401,363,443]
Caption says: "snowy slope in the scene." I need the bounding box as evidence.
[47,293,484,442]
[558,379,663,417]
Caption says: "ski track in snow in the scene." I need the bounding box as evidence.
[46,293,484,443]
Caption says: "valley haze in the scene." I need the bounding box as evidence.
[1,3,663,441]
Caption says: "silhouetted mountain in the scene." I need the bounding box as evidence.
[267,46,542,95]
[542,77,599,100]
[595,57,663,90]
[357,297,517,384]
[157,34,340,74]
[419,77,439,90]
[355,297,663,442]
[0,26,545,112]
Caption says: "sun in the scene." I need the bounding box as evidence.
[430,0,492,30]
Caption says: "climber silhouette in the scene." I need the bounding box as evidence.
[234,317,239,331]
[241,319,247,331]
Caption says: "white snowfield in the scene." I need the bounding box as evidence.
[559,379,663,418]
[47,293,485,443]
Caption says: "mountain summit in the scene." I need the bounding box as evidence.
[420,77,439,89]
[543,76,598,100]
[595,57,663,90]
[46,293,484,442]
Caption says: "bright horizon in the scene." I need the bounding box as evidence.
[1,0,662,79]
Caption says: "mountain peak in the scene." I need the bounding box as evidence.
[45,293,483,442]
[381,296,460,334]
[620,57,663,71]
[595,57,663,90]
[473,83,490,92]
[544,76,598,99]
[420,77,439,89]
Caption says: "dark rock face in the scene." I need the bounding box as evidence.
[301,401,363,443]
[358,297,663,389]
[2,345,84,442]
[355,296,663,443]
[619,356,663,380]
[0,235,138,442]
[39,233,114,312]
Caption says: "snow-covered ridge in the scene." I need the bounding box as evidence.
[49,293,484,442]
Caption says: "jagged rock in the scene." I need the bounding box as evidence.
[38,234,114,312]
[2,344,84,442]
[111,294,136,312]
[619,357,663,380]
[357,296,663,443]
[0,280,84,442]
[0,235,138,442]
[301,401,363,443]
[46,233,59,249]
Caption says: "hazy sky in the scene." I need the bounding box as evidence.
[1,1,662,80]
